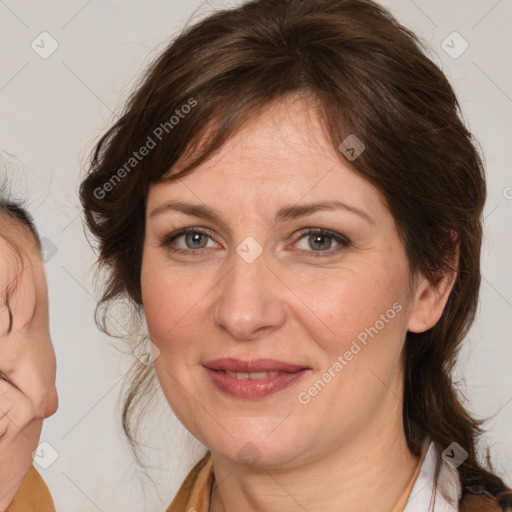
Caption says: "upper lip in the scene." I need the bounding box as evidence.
[203,358,308,373]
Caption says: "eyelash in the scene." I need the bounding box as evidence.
[159,227,351,258]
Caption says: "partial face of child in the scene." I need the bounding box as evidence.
[1,218,58,427]
[0,216,58,510]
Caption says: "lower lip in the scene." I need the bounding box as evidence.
[204,367,310,399]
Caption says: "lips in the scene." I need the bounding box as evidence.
[203,363,309,400]
[202,358,307,373]
[202,358,311,399]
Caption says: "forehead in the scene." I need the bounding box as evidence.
[0,219,43,296]
[177,96,334,178]
[0,216,37,257]
[148,97,386,220]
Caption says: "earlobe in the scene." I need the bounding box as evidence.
[407,265,458,334]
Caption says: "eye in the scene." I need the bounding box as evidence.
[159,226,351,258]
[159,227,218,255]
[293,228,351,257]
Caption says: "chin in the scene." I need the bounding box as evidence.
[206,427,310,469]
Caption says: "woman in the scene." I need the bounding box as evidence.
[79,0,511,510]
[0,189,58,512]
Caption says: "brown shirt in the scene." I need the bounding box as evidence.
[166,452,214,512]
[5,466,55,512]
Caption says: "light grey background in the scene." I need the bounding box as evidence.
[1,0,511,510]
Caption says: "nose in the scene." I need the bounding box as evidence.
[213,247,286,341]
[42,386,59,418]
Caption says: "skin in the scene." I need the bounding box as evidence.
[141,95,456,512]
[0,220,58,510]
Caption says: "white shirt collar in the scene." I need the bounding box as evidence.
[403,441,461,512]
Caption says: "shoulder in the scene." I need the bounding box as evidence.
[5,465,55,512]
[404,441,460,511]
[166,450,213,512]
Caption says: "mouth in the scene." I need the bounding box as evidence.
[202,357,309,373]
[220,369,288,380]
[202,358,311,399]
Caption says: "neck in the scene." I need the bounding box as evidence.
[209,389,420,512]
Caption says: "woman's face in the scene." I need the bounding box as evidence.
[141,96,433,467]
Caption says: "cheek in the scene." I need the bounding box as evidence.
[141,274,178,346]
[141,257,205,352]
[296,270,409,422]
[294,264,408,355]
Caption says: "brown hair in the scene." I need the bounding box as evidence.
[79,0,511,508]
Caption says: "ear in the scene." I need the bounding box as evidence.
[407,243,459,333]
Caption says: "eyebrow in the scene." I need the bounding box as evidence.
[149,200,374,226]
